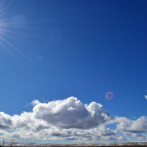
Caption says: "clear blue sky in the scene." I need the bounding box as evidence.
[0,0,147,144]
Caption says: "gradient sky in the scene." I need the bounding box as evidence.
[0,0,147,144]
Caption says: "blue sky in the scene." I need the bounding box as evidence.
[0,0,147,144]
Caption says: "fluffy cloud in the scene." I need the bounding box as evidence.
[104,116,147,141]
[0,112,12,130]
[0,97,147,143]
[144,95,147,100]
[33,97,112,129]
[116,116,147,133]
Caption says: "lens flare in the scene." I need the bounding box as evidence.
[105,92,114,100]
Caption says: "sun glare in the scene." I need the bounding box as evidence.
[0,0,36,64]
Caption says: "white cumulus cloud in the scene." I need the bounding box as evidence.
[116,116,147,133]
[0,112,12,130]
[33,97,112,129]
[0,96,147,143]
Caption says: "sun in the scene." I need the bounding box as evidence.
[0,0,33,63]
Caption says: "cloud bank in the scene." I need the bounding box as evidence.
[0,97,147,143]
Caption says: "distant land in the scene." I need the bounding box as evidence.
[0,141,147,147]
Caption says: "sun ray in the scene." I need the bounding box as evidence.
[0,28,20,35]
[0,36,26,57]
[0,0,12,16]
[0,36,39,67]
[0,0,41,68]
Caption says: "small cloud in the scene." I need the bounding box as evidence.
[31,100,40,105]
[144,95,147,100]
